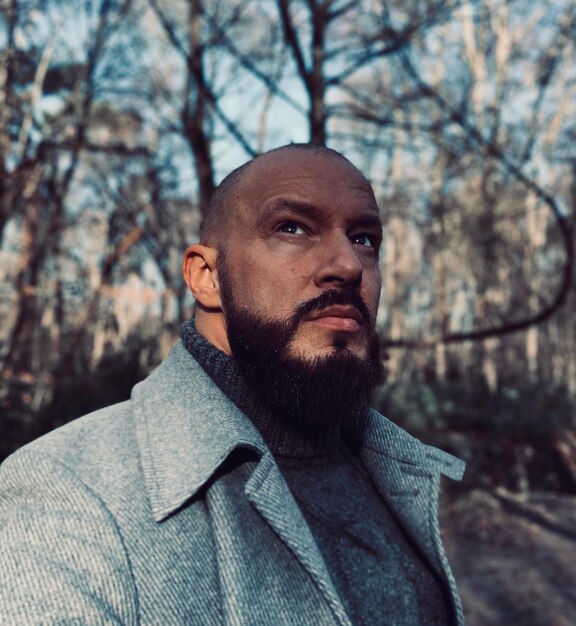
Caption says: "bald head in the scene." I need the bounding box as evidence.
[200,144,365,247]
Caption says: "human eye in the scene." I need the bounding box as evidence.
[350,233,377,248]
[277,221,307,235]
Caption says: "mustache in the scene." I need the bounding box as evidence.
[292,289,373,326]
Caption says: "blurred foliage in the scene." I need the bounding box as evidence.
[375,380,576,439]
[374,378,576,494]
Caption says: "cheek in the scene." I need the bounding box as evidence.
[234,266,302,317]
[259,261,310,297]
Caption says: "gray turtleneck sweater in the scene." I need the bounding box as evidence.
[181,320,450,626]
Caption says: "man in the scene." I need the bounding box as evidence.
[0,144,465,625]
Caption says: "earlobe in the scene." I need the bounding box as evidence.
[182,244,222,310]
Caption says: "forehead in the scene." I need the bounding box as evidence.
[237,150,379,220]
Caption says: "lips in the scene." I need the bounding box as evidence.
[306,305,364,332]
[308,305,363,323]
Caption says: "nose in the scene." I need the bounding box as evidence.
[314,234,363,289]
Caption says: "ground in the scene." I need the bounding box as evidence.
[441,488,576,626]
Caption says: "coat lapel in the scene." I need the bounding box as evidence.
[362,449,443,568]
[360,413,466,626]
[133,342,351,625]
[245,453,352,626]
[202,453,348,626]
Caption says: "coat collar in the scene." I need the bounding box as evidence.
[363,408,465,481]
[132,340,464,522]
[132,341,268,521]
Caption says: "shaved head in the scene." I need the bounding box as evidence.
[200,143,361,247]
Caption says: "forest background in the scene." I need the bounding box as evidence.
[1,1,575,624]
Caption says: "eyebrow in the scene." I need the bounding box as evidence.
[256,199,322,228]
[257,198,382,230]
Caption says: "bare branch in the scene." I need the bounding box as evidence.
[204,13,306,114]
[15,22,59,162]
[384,51,575,348]
[147,0,188,58]
[277,0,310,86]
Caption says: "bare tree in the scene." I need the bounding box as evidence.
[146,0,261,218]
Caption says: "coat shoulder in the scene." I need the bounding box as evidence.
[0,402,141,625]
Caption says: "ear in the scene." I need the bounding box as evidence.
[182,244,222,310]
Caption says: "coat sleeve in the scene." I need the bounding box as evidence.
[0,448,139,625]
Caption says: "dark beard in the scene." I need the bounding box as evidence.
[218,255,384,446]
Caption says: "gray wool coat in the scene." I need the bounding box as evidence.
[0,340,465,626]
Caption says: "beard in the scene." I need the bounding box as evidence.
[218,253,384,446]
